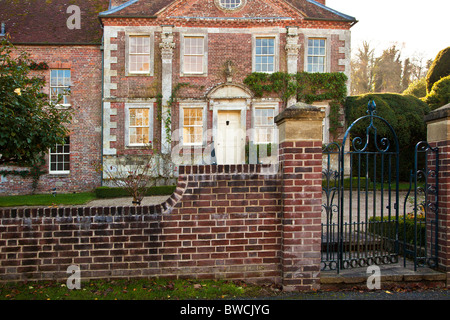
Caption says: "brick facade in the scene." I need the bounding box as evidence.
[0,0,355,194]
[0,45,103,195]
[101,0,355,179]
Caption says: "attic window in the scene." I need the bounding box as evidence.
[215,0,245,11]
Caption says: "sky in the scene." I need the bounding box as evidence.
[326,0,450,61]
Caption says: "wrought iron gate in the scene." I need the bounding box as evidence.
[403,141,439,270]
[321,101,439,273]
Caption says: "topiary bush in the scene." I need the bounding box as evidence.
[424,74,450,109]
[403,77,427,98]
[426,47,450,93]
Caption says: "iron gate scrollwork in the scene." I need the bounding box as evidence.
[403,141,439,270]
[322,100,439,273]
[322,100,400,272]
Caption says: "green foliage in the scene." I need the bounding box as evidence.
[402,77,427,98]
[424,75,450,109]
[295,72,348,104]
[0,278,278,300]
[372,45,403,93]
[0,39,72,166]
[426,47,450,93]
[94,185,176,199]
[0,192,96,207]
[243,71,347,140]
[244,71,348,105]
[369,215,426,247]
[345,94,429,180]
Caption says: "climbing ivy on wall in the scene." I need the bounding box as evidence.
[243,71,348,140]
[156,82,190,146]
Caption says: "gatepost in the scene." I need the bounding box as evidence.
[425,103,450,286]
[275,102,325,291]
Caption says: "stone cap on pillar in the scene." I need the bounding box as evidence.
[424,102,450,123]
[424,103,450,143]
[275,102,325,142]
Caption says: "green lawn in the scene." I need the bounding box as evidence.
[0,278,280,300]
[0,192,96,207]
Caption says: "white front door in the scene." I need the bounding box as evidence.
[216,110,244,164]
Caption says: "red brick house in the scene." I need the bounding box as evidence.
[0,0,109,195]
[0,0,356,194]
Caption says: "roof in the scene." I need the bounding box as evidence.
[99,0,356,23]
[0,0,110,44]
[0,0,356,45]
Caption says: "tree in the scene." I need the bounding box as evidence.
[0,39,72,166]
[350,41,375,95]
[350,42,432,96]
[426,47,450,93]
[372,45,403,93]
[410,51,432,81]
[401,58,413,92]
[97,142,176,205]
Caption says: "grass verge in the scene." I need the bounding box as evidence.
[0,192,96,207]
[0,278,282,300]
[0,186,177,208]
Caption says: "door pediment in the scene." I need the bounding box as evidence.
[207,83,253,100]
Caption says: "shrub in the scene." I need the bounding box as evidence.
[402,77,427,98]
[94,185,176,199]
[424,74,450,109]
[369,215,426,247]
[426,47,450,93]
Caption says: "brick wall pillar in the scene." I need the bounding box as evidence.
[275,102,325,291]
[425,104,450,285]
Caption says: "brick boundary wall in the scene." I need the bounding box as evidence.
[0,164,284,284]
[0,103,325,291]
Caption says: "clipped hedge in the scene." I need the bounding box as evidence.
[426,46,450,93]
[94,185,176,199]
[424,74,450,109]
[322,177,370,189]
[369,216,426,247]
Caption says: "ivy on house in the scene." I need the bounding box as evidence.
[156,82,191,146]
[244,71,348,140]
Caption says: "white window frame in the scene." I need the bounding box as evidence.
[50,69,71,107]
[49,137,70,175]
[180,34,208,76]
[126,33,154,76]
[307,38,327,73]
[252,35,279,74]
[125,103,153,147]
[303,32,331,73]
[252,103,279,144]
[179,102,207,146]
